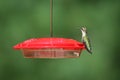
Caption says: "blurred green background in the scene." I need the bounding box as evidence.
[0,0,120,80]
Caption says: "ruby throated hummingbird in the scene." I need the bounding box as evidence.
[80,27,92,54]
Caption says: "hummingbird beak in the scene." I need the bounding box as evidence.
[81,27,86,31]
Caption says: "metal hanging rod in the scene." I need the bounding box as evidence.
[50,0,53,37]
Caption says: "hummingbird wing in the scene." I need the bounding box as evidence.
[83,36,92,54]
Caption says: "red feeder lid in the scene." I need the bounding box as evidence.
[14,38,85,50]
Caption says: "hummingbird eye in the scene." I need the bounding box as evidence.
[81,27,84,31]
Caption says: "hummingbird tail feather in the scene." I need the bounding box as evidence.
[83,42,92,54]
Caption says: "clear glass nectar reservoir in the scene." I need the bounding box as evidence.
[13,38,85,58]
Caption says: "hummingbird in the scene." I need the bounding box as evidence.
[80,27,92,54]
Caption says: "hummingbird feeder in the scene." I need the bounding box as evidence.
[13,0,85,58]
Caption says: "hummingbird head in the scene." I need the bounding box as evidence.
[80,27,87,37]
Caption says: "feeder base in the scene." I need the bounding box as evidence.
[22,48,82,58]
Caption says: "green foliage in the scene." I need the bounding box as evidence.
[0,0,120,80]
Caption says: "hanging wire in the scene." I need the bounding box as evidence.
[50,0,53,37]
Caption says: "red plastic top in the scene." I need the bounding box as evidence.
[13,38,85,50]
